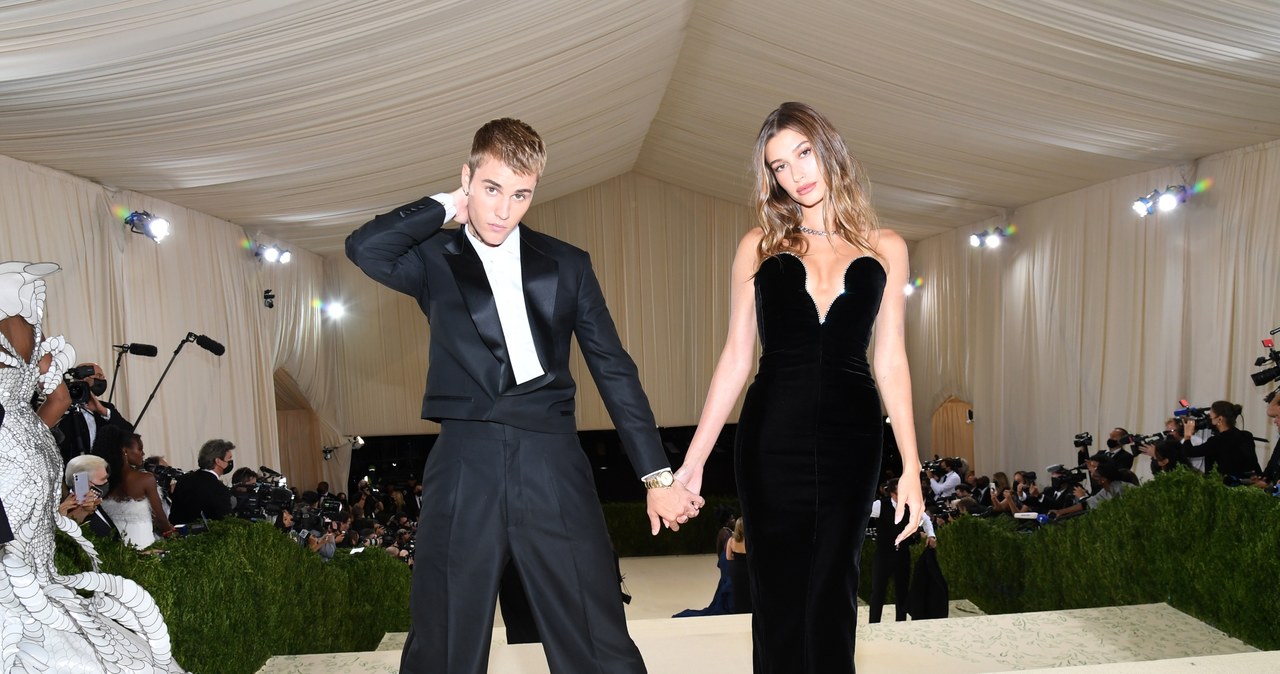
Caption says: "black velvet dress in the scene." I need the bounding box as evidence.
[736,252,886,673]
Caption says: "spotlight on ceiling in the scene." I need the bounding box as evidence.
[970,227,1009,250]
[351,436,365,450]
[254,243,291,264]
[984,227,1004,249]
[325,302,346,319]
[1157,185,1187,212]
[1134,185,1188,217]
[124,211,170,243]
[903,283,916,297]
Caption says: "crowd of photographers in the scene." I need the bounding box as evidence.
[919,395,1280,531]
[49,358,424,562]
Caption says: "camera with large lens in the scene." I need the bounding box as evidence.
[62,364,97,406]
[1049,460,1090,488]
[233,470,295,520]
[920,457,945,479]
[1174,403,1211,431]
[1073,432,1093,448]
[1250,330,1280,401]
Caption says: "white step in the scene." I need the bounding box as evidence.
[259,602,1262,674]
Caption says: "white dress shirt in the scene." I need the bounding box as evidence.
[431,193,545,385]
[929,470,961,499]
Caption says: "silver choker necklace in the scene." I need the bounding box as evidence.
[797,225,829,237]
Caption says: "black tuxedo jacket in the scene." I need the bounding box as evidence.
[56,401,133,465]
[346,196,665,479]
[169,470,233,524]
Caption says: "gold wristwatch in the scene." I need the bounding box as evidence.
[643,469,675,490]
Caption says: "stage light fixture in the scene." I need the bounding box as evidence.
[1133,185,1188,217]
[903,283,915,297]
[325,302,346,319]
[253,242,291,264]
[985,228,1003,249]
[1157,185,1187,212]
[263,289,275,309]
[969,233,982,248]
[124,211,170,243]
[1132,194,1155,216]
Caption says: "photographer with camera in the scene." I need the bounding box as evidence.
[1136,419,1190,476]
[1035,465,1083,514]
[927,457,962,500]
[1048,457,1134,519]
[169,439,236,524]
[54,362,134,466]
[1180,401,1261,485]
[1101,428,1137,471]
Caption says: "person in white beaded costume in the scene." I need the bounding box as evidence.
[0,261,184,673]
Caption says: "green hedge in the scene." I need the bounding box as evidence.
[55,518,411,674]
[932,469,1280,649]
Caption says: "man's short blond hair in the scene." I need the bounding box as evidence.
[467,118,546,178]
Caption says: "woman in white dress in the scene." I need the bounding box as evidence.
[0,260,184,672]
[94,427,176,549]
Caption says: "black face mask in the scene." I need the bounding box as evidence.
[223,459,235,473]
[1105,438,1120,450]
[89,379,108,397]
[90,483,107,498]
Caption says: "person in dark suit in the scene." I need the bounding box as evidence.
[867,478,936,623]
[168,439,235,524]
[346,118,703,674]
[54,362,134,466]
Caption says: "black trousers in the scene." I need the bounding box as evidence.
[868,546,912,623]
[399,419,644,674]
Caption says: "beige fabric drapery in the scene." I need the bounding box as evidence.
[906,139,1280,477]
[4,137,1277,485]
[0,153,340,479]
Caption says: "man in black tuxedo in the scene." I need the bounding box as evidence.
[169,439,235,524]
[347,118,703,674]
[54,362,133,465]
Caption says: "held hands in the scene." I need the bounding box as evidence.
[646,479,705,536]
[893,477,925,549]
[673,464,704,498]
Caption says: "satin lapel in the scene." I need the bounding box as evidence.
[521,227,558,376]
[444,229,511,385]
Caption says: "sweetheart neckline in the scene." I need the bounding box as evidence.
[774,252,882,324]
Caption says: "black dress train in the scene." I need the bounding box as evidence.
[736,252,886,673]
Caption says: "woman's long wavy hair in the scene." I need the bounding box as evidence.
[752,102,880,261]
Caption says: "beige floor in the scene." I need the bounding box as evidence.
[259,555,1271,674]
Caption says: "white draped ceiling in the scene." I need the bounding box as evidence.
[3,1,1280,253]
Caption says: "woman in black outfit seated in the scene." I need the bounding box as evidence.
[1181,400,1261,483]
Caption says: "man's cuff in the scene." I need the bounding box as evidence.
[640,467,672,483]
[428,193,457,224]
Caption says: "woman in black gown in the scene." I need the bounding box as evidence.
[675,102,925,673]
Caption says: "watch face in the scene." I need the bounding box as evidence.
[659,471,674,487]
